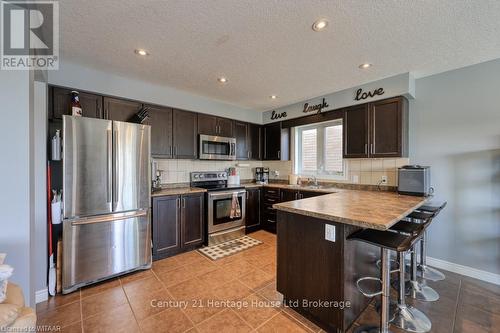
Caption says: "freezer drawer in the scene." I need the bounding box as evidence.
[62,210,151,293]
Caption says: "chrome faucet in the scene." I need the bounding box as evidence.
[308,176,318,186]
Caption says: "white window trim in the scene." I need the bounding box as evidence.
[293,119,347,181]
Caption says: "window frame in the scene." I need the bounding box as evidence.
[294,119,346,180]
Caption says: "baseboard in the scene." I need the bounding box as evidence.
[427,256,500,286]
[35,288,48,304]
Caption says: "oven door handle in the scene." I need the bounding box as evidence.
[209,191,246,199]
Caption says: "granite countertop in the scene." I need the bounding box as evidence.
[151,187,207,197]
[273,189,429,230]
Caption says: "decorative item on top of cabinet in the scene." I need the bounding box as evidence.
[103,97,143,122]
[152,192,204,260]
[245,188,261,233]
[343,96,408,158]
[51,86,103,119]
[263,122,289,161]
[198,114,234,137]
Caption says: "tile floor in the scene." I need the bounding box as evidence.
[37,230,500,333]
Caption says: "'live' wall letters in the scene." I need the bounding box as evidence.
[270,110,287,120]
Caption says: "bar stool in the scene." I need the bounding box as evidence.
[414,201,447,281]
[348,227,430,333]
[400,211,439,302]
[388,221,432,332]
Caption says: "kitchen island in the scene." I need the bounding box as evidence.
[273,190,428,332]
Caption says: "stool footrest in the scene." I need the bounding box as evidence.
[356,277,383,298]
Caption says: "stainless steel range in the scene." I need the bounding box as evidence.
[190,171,246,245]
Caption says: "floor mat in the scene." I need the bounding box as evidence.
[198,236,262,260]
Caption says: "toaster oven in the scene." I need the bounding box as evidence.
[398,165,431,196]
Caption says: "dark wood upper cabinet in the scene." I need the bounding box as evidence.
[197,114,218,136]
[197,114,233,137]
[343,96,408,158]
[173,109,198,159]
[234,121,249,160]
[152,195,180,260]
[370,97,408,158]
[180,193,204,247]
[144,105,173,158]
[104,97,142,122]
[343,104,369,158]
[263,122,289,161]
[217,117,233,137]
[248,123,262,160]
[52,87,103,119]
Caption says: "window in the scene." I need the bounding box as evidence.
[295,119,344,178]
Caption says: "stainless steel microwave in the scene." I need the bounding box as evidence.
[199,134,236,160]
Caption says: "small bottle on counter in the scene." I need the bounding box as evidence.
[51,129,61,161]
[70,91,82,116]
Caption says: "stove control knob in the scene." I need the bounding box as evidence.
[199,174,204,179]
[193,174,199,179]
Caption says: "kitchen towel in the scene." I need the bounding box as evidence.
[229,192,241,219]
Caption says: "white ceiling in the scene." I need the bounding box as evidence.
[60,0,500,111]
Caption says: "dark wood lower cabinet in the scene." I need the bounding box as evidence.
[277,211,378,332]
[180,193,204,248]
[245,188,261,233]
[152,195,180,259]
[152,193,204,260]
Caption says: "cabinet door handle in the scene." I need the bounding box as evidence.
[177,197,180,209]
[246,191,249,199]
[365,144,368,154]
[370,143,374,155]
[247,151,250,159]
[278,150,281,159]
[182,197,186,209]
[170,146,173,156]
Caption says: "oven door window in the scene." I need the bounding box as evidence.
[213,196,243,225]
[202,140,230,156]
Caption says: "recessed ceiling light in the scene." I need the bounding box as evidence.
[359,63,372,69]
[312,19,328,32]
[217,77,228,83]
[135,49,149,56]
[270,95,277,99]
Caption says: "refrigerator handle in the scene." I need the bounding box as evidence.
[113,128,118,210]
[107,129,112,205]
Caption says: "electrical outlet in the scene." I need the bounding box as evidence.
[325,224,336,242]
[381,176,387,184]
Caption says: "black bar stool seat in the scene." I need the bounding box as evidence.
[349,228,422,253]
[418,201,447,213]
[390,220,422,236]
[406,211,434,221]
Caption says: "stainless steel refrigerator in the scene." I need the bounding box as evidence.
[61,115,151,294]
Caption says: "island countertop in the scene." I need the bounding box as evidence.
[273,189,429,230]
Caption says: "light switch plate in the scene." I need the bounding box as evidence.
[325,224,336,242]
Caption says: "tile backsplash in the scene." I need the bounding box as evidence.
[154,158,409,186]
